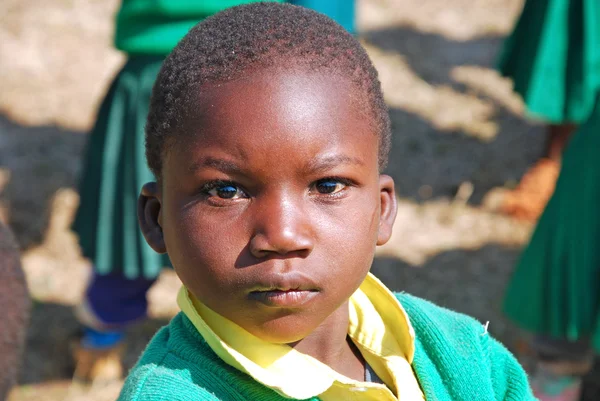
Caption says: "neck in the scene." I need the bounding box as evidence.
[288,301,365,381]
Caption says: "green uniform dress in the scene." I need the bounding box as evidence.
[499,0,600,352]
[498,0,600,124]
[72,0,282,280]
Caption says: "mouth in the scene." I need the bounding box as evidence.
[248,289,319,308]
[246,272,320,308]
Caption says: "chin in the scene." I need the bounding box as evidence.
[248,315,319,345]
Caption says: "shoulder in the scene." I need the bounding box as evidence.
[117,314,243,401]
[394,293,491,363]
[395,292,489,338]
[395,293,536,400]
[118,363,221,401]
[395,291,507,360]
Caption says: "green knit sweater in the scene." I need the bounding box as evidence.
[118,294,536,400]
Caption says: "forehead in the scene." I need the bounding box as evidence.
[170,70,379,173]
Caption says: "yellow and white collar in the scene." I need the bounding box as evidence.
[178,272,423,400]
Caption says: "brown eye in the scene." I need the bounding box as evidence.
[314,179,346,194]
[206,183,246,199]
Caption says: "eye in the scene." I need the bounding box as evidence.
[313,178,348,195]
[204,182,247,199]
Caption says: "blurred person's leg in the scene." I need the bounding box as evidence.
[504,100,600,401]
[73,271,156,382]
[499,124,575,222]
[530,336,593,401]
[0,222,31,399]
[71,55,169,382]
[76,272,156,331]
[544,124,577,162]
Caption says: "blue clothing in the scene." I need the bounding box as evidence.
[289,0,355,34]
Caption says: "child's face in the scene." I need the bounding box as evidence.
[141,70,397,343]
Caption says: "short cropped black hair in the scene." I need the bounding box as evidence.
[146,2,391,178]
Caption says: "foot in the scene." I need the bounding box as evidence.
[483,158,560,222]
[531,373,582,401]
[71,328,125,383]
[531,361,589,401]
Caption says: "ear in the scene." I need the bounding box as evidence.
[376,174,397,246]
[138,182,167,253]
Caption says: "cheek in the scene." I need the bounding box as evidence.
[317,188,380,264]
[339,187,380,238]
[162,203,246,288]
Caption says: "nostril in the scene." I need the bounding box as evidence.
[249,232,314,258]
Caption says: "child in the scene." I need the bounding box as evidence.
[504,102,600,401]
[0,221,30,399]
[119,4,536,400]
[492,1,600,399]
[504,100,600,401]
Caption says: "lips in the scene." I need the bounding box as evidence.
[248,289,318,308]
[246,271,320,308]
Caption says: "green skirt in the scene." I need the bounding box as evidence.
[498,0,600,124]
[503,99,600,352]
[73,56,170,280]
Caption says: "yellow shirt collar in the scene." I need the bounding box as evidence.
[178,273,421,400]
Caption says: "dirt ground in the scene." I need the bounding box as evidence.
[1,0,598,400]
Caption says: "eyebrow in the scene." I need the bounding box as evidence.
[188,154,364,175]
[305,155,365,173]
[188,157,244,174]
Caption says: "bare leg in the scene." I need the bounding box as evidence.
[499,123,577,221]
[530,335,593,401]
[545,124,577,161]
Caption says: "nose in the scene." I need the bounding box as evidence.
[249,192,314,258]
